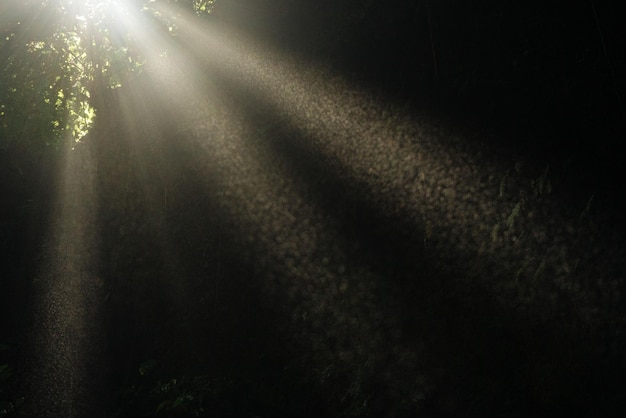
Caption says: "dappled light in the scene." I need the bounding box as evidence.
[1,0,625,416]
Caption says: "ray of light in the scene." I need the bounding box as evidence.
[17,1,623,412]
[84,4,426,400]
[161,12,623,332]
[92,6,625,407]
[139,47,421,402]
[18,1,141,414]
[26,139,103,415]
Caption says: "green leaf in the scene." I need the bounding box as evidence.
[172,394,193,408]
[138,359,157,376]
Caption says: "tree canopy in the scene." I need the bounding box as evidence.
[0,0,216,154]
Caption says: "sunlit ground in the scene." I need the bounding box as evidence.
[11,1,625,415]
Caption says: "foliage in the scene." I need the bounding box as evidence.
[1,27,94,150]
[0,0,217,154]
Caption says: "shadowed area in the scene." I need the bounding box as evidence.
[1,1,625,417]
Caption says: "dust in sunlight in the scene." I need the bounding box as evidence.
[107,5,611,406]
[14,0,617,414]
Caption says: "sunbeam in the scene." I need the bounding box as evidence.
[11,1,160,415]
[166,14,622,333]
[134,48,419,409]
[25,139,103,415]
[96,8,623,411]
[4,1,624,415]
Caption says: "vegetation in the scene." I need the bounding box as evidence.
[0,0,215,153]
